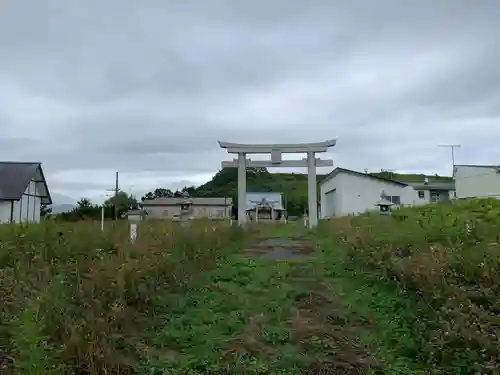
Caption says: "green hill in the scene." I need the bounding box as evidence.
[192,167,327,216]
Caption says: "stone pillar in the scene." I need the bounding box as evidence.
[237,152,247,225]
[179,192,194,227]
[307,151,318,228]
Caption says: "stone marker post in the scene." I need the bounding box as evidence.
[179,191,194,227]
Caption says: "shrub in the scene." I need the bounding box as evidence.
[0,220,245,374]
[321,198,500,374]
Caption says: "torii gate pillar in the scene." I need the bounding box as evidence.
[237,152,247,225]
[219,139,337,228]
[307,151,317,226]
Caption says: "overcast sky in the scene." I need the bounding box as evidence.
[1,1,499,204]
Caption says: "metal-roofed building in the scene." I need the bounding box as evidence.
[404,181,455,203]
[245,192,284,211]
[454,164,500,199]
[320,167,457,217]
[141,196,232,219]
[246,192,284,221]
[0,162,52,223]
[320,167,416,217]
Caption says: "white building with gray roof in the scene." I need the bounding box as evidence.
[405,181,455,203]
[0,162,52,224]
[320,167,455,217]
[141,196,232,219]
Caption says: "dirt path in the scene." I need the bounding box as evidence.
[242,237,315,260]
[241,236,376,374]
[140,234,375,374]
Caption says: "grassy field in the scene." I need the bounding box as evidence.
[0,220,247,374]
[318,198,500,374]
[1,200,499,374]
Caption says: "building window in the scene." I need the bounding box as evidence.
[162,210,169,217]
[418,191,425,199]
[216,210,224,218]
[390,196,401,205]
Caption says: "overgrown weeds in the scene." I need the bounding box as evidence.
[0,220,245,374]
[139,255,374,375]
[318,198,500,374]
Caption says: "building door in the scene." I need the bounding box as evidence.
[325,189,337,217]
[430,191,441,203]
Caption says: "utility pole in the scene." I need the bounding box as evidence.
[381,168,395,180]
[104,188,116,230]
[114,172,119,221]
[438,144,461,172]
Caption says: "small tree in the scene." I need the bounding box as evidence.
[141,188,174,201]
[104,192,138,218]
[40,203,52,217]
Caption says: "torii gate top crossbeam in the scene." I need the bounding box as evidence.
[218,139,337,154]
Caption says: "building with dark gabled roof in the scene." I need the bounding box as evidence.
[0,162,52,223]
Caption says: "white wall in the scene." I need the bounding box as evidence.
[11,180,42,223]
[323,189,337,217]
[320,172,418,217]
[0,201,12,223]
[412,187,455,204]
[455,165,500,199]
[414,189,434,205]
[320,174,342,217]
[144,204,230,219]
[192,205,228,218]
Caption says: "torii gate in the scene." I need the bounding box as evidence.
[218,139,337,228]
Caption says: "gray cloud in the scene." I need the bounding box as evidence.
[1,0,500,203]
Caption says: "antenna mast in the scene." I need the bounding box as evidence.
[438,144,461,172]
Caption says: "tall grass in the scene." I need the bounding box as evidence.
[319,198,500,374]
[0,220,245,374]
